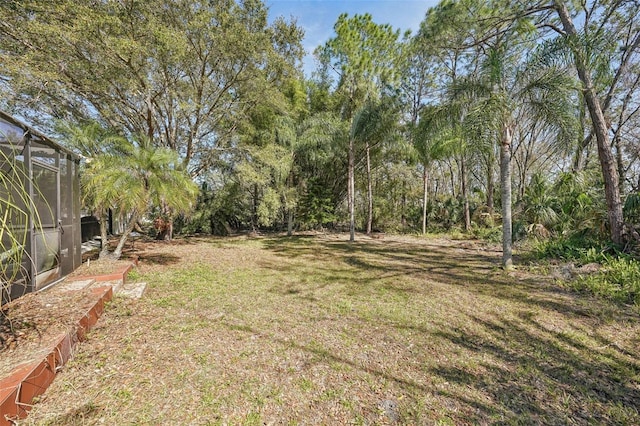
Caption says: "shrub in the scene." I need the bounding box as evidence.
[534,235,614,263]
[536,235,640,306]
[570,256,640,305]
[471,225,502,243]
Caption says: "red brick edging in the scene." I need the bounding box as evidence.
[73,263,135,283]
[0,285,113,425]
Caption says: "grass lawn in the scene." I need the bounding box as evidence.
[20,234,640,425]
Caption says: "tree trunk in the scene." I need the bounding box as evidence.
[555,0,624,245]
[487,157,495,212]
[614,134,625,194]
[572,106,591,172]
[366,141,373,235]
[448,160,456,198]
[162,202,173,242]
[348,136,355,242]
[252,183,258,231]
[146,89,154,142]
[286,172,294,236]
[112,212,139,260]
[422,164,429,235]
[500,124,513,269]
[98,210,109,260]
[461,156,471,231]
[401,181,407,231]
[287,208,293,236]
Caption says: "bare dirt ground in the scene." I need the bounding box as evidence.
[7,233,640,425]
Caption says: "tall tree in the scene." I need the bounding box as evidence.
[460,45,576,266]
[350,97,400,234]
[412,106,457,234]
[0,0,304,176]
[316,13,401,241]
[415,1,486,230]
[548,0,640,245]
[295,112,347,230]
[422,0,577,267]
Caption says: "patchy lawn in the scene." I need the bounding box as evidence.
[18,234,640,425]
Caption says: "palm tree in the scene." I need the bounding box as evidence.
[64,122,199,260]
[521,173,559,236]
[454,45,577,268]
[85,135,198,259]
[412,105,458,234]
[60,122,128,258]
[350,98,399,235]
[552,171,605,238]
[295,112,346,231]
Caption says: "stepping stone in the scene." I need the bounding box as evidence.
[57,279,95,291]
[117,282,147,299]
[91,279,124,293]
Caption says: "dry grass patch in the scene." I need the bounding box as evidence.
[19,233,640,425]
[1,287,102,379]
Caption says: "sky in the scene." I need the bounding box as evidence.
[265,0,440,76]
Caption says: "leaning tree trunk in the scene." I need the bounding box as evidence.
[500,123,514,269]
[348,136,356,242]
[555,0,625,245]
[614,133,625,194]
[365,141,373,235]
[112,212,139,260]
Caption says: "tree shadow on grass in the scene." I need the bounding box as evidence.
[257,234,640,423]
[219,320,431,422]
[260,234,634,321]
[219,309,639,424]
[429,312,640,424]
[262,235,501,281]
[137,253,181,266]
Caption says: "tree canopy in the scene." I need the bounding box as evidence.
[1,0,640,264]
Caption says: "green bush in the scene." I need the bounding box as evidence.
[471,225,502,243]
[570,256,640,305]
[536,235,640,305]
[534,235,614,263]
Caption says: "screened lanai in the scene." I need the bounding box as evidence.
[1,111,82,304]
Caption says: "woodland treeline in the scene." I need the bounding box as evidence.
[1,0,639,268]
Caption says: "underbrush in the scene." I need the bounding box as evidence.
[471,225,502,243]
[534,235,615,263]
[535,236,640,306]
[571,256,640,305]
[416,225,503,243]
